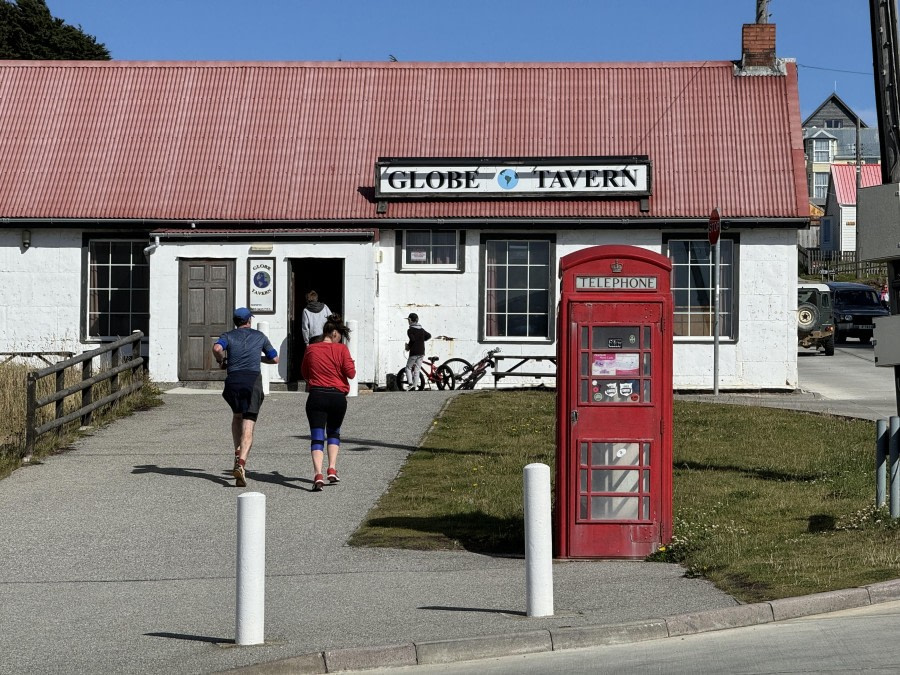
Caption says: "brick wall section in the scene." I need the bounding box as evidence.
[742,23,776,67]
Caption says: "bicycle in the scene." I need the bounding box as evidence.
[396,355,456,391]
[440,348,501,390]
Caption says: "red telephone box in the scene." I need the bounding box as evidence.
[555,245,673,559]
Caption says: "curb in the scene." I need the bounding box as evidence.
[227,580,900,673]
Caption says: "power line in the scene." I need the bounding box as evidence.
[798,63,872,76]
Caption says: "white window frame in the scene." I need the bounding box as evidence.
[480,235,555,342]
[85,238,150,341]
[666,237,736,341]
[813,172,830,200]
[399,229,463,271]
[813,139,831,163]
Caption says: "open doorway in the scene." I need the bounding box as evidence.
[288,258,344,385]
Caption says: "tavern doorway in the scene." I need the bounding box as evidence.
[288,258,345,384]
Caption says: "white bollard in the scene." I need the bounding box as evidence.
[236,491,266,646]
[523,463,554,617]
[347,319,359,397]
[256,320,271,395]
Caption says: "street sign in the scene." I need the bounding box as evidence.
[708,207,721,245]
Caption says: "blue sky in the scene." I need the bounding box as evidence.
[45,0,878,125]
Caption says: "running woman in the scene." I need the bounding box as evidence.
[300,314,356,490]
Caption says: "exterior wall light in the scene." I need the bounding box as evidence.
[22,229,31,249]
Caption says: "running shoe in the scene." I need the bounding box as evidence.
[313,473,325,491]
[233,460,247,488]
[327,467,340,483]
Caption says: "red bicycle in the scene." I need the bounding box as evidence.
[396,356,456,391]
[440,348,501,390]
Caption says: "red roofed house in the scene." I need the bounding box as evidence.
[0,23,808,390]
[821,164,883,255]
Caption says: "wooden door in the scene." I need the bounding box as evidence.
[178,259,234,381]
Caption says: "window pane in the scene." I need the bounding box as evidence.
[487,240,506,264]
[508,242,529,264]
[508,266,528,288]
[508,289,527,312]
[668,238,736,338]
[528,314,548,336]
[110,242,132,264]
[529,289,548,313]
[483,238,552,339]
[87,239,150,339]
[507,314,528,336]
[407,231,430,246]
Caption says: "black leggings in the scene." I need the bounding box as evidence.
[305,388,347,450]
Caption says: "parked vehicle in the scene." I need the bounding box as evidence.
[797,281,835,356]
[826,281,890,344]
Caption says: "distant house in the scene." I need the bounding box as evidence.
[800,94,880,252]
[821,164,882,254]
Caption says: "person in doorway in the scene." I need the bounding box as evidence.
[212,307,279,487]
[300,314,356,491]
[301,290,332,345]
[881,283,890,308]
[403,312,431,391]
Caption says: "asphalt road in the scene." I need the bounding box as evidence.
[364,600,900,675]
[798,339,898,420]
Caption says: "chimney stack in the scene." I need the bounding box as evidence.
[742,23,776,69]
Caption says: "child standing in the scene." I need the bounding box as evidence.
[403,312,431,391]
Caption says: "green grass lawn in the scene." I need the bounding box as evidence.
[349,390,900,603]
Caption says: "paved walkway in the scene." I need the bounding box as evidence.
[0,379,896,674]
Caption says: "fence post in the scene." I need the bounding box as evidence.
[82,356,93,427]
[55,368,65,440]
[111,345,121,396]
[25,372,36,461]
[891,417,900,518]
[877,418,888,508]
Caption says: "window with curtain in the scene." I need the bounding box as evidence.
[813,139,831,162]
[400,230,462,270]
[813,172,830,199]
[667,238,735,339]
[482,237,553,340]
[87,239,150,339]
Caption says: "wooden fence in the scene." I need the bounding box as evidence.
[24,331,145,460]
[799,247,888,280]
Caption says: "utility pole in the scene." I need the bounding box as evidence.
[867,0,900,413]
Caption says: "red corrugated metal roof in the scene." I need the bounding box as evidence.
[831,163,882,205]
[0,60,806,222]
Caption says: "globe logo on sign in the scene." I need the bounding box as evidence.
[253,271,271,289]
[497,169,519,190]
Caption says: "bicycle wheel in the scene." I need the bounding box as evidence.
[462,369,486,390]
[440,359,472,388]
[435,364,455,390]
[396,368,425,391]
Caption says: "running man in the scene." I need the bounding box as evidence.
[212,307,279,487]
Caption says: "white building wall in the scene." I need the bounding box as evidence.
[376,228,797,391]
[148,239,376,384]
[840,205,858,252]
[2,225,798,392]
[0,228,84,354]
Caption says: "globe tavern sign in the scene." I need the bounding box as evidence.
[375,156,652,199]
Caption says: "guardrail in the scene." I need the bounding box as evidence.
[24,331,145,461]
